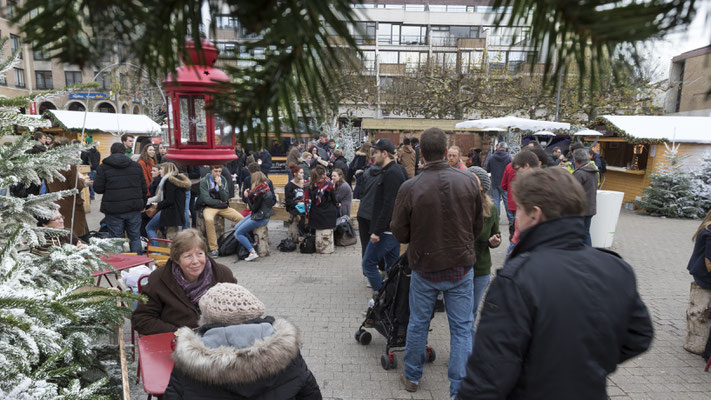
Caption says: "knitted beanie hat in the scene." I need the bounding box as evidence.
[468,166,491,194]
[199,283,265,325]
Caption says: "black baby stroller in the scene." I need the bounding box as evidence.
[354,253,436,370]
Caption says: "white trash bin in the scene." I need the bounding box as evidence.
[590,190,624,248]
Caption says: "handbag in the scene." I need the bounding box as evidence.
[335,219,357,246]
[299,233,316,254]
[144,204,158,218]
[277,238,297,252]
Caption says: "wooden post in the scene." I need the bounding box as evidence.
[254,225,270,257]
[315,229,334,254]
[196,209,225,240]
[684,282,711,354]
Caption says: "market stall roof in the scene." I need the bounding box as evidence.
[44,110,161,134]
[599,115,711,144]
[456,116,570,131]
[362,118,505,132]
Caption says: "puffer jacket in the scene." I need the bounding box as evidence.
[94,153,147,215]
[573,162,598,216]
[459,216,653,399]
[157,174,192,228]
[165,318,322,400]
[391,160,483,273]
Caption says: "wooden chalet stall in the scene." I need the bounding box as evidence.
[362,118,495,164]
[41,110,163,158]
[589,115,711,205]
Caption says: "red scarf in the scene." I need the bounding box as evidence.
[304,177,333,213]
[248,182,271,201]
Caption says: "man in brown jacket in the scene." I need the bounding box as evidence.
[397,137,416,179]
[391,127,483,398]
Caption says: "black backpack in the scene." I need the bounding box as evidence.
[299,233,316,254]
[217,231,240,256]
[277,238,297,252]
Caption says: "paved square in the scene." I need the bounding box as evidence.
[117,203,711,399]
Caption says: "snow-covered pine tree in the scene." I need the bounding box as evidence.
[0,135,140,398]
[320,119,361,162]
[636,142,701,218]
[690,153,711,217]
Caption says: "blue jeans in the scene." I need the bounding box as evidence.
[145,211,162,240]
[405,269,474,398]
[104,211,143,254]
[233,215,269,252]
[184,191,191,230]
[471,274,492,351]
[583,215,592,246]
[88,170,96,199]
[361,233,400,292]
[490,186,513,223]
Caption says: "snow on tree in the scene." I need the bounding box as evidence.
[636,142,702,219]
[0,134,140,399]
[690,152,711,217]
[318,119,361,162]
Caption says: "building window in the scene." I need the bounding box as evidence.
[450,26,480,40]
[0,74,6,86]
[6,0,17,19]
[33,46,50,60]
[405,4,425,11]
[216,41,238,57]
[400,25,427,45]
[215,15,239,29]
[95,71,111,90]
[353,22,376,45]
[377,23,400,45]
[65,71,82,86]
[35,71,53,90]
[14,68,25,88]
[10,34,22,59]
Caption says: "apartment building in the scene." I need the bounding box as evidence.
[0,0,153,116]
[665,45,711,117]
[212,0,536,119]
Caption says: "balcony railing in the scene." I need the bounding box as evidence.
[487,35,531,47]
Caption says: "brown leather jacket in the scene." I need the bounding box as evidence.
[131,258,237,336]
[391,160,483,273]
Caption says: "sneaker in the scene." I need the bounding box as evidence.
[244,251,259,262]
[365,277,372,288]
[401,375,418,392]
[208,250,219,258]
[368,298,375,308]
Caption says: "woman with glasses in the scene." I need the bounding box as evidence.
[131,229,237,336]
[32,211,86,255]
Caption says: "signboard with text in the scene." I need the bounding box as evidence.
[68,93,108,100]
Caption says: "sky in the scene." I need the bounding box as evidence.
[649,2,710,80]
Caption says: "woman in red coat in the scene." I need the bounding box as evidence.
[137,144,157,192]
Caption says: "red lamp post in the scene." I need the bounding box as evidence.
[163,39,236,165]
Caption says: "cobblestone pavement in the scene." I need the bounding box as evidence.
[103,201,711,399]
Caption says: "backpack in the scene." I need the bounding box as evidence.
[217,231,240,257]
[277,238,297,252]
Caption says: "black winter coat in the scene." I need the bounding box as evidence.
[94,153,147,215]
[81,147,101,170]
[458,216,653,400]
[165,318,322,400]
[332,156,349,175]
[307,185,339,230]
[371,161,407,236]
[348,153,368,186]
[157,174,191,228]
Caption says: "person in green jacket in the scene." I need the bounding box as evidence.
[468,167,501,350]
[199,165,244,257]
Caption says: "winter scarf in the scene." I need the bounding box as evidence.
[172,257,214,307]
[147,172,174,204]
[305,177,334,207]
[249,182,271,199]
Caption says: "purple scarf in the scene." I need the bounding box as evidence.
[172,257,214,307]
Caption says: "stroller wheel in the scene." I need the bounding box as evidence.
[426,346,436,363]
[359,331,372,345]
[381,353,397,370]
[354,329,363,343]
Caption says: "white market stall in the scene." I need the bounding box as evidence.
[456,116,571,154]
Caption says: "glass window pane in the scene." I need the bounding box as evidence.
[378,23,392,44]
[180,95,207,145]
[379,51,398,64]
[429,5,446,12]
[447,6,467,12]
[214,115,231,146]
[405,4,425,11]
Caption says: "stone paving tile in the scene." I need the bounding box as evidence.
[99,198,711,399]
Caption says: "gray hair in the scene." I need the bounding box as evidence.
[497,141,508,149]
[573,148,589,165]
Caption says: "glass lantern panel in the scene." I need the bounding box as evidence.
[214,115,232,147]
[167,101,174,146]
[179,95,207,146]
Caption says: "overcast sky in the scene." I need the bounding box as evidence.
[649,2,710,79]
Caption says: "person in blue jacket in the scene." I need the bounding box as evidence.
[688,210,711,289]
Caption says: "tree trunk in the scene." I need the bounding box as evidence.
[254,225,270,257]
[684,282,711,354]
[315,229,334,254]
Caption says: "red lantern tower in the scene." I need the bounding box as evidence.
[163,39,236,165]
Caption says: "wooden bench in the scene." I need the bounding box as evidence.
[228,198,360,224]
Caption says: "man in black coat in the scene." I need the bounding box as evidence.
[458,167,653,400]
[361,138,407,296]
[256,148,272,177]
[94,142,147,253]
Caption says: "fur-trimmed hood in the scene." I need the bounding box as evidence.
[168,173,192,190]
[172,318,300,386]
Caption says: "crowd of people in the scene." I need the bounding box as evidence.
[15,127,659,399]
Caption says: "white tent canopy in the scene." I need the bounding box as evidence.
[455,116,571,132]
[600,115,711,144]
[46,110,161,135]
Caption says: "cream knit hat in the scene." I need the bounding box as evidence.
[199,283,265,325]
